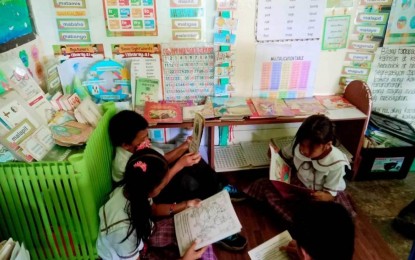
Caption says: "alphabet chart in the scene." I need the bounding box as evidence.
[162,45,215,102]
[252,42,320,98]
[256,0,325,42]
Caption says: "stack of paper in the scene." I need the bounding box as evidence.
[0,238,30,260]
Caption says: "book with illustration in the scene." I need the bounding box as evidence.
[269,142,311,200]
[144,101,183,124]
[174,190,242,256]
[249,97,295,118]
[211,96,252,120]
[182,102,215,122]
[189,113,205,153]
[283,97,327,116]
[315,95,354,110]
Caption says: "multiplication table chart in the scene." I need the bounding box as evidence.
[162,45,215,102]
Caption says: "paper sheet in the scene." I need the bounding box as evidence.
[174,190,242,256]
[248,230,292,260]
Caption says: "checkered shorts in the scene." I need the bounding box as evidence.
[244,177,356,224]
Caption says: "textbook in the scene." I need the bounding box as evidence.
[283,97,327,116]
[144,101,183,124]
[315,95,354,110]
[269,143,311,200]
[249,97,294,118]
[174,190,242,256]
[211,96,252,120]
[248,230,293,260]
[269,143,291,184]
[189,113,204,153]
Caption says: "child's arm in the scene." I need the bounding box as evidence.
[313,166,346,201]
[151,199,202,216]
[164,137,192,163]
[149,153,201,197]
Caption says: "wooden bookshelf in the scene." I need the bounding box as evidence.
[150,80,372,180]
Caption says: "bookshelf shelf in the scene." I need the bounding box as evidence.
[150,81,372,180]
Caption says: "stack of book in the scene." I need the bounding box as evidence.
[142,94,356,124]
[0,238,30,260]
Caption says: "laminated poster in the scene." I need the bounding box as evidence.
[170,0,205,41]
[103,0,158,37]
[252,42,321,98]
[322,15,351,50]
[162,45,214,102]
[256,0,325,42]
[384,0,415,45]
[367,46,415,127]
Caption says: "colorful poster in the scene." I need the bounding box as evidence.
[162,45,214,102]
[170,0,205,41]
[54,0,90,43]
[111,43,160,59]
[125,44,163,107]
[53,44,104,62]
[367,46,415,127]
[103,0,158,37]
[322,16,351,50]
[252,42,321,98]
[256,0,325,42]
[384,0,415,45]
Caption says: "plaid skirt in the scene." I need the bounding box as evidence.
[145,217,217,260]
[244,177,356,224]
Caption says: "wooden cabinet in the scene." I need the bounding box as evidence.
[150,80,372,180]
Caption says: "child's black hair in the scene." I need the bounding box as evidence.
[289,201,355,260]
[292,114,336,155]
[108,110,149,147]
[119,148,169,250]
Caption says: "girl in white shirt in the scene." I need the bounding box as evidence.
[245,115,355,224]
[97,148,215,260]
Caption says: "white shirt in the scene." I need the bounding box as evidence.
[96,187,143,260]
[282,144,350,196]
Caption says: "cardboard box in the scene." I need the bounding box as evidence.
[356,111,415,180]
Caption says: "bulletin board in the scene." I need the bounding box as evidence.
[29,0,412,102]
[31,0,356,98]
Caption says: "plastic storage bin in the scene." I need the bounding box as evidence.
[0,103,116,260]
[356,111,415,180]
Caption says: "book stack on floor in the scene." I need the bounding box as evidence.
[0,238,30,260]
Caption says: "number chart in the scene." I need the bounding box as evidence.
[162,45,215,102]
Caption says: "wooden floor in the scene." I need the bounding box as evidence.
[213,171,399,260]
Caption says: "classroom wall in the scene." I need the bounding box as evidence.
[30,0,362,97]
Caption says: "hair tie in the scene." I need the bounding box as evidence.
[133,161,147,172]
[136,139,151,151]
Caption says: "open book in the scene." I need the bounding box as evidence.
[269,143,311,200]
[189,113,205,153]
[248,230,293,260]
[174,190,242,256]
